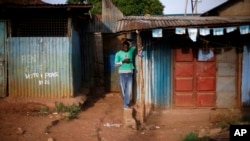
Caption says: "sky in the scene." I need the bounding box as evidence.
[42,0,228,14]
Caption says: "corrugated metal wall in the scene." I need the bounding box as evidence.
[0,21,6,97]
[216,48,237,108]
[102,0,123,33]
[137,33,172,108]
[8,37,73,98]
[242,44,250,106]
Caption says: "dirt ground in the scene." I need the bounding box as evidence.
[0,90,243,141]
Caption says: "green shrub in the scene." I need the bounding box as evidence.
[40,106,49,114]
[183,132,199,141]
[215,121,229,129]
[54,102,81,119]
[55,102,65,113]
[240,115,250,123]
[182,132,210,141]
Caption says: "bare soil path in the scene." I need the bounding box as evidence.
[0,92,238,141]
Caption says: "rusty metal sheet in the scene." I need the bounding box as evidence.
[197,77,215,91]
[175,63,194,77]
[174,46,216,107]
[196,62,216,76]
[115,16,250,33]
[175,78,194,91]
[196,92,215,107]
[175,92,194,107]
[175,48,193,62]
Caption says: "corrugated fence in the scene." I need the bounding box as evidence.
[136,32,172,108]
[8,37,73,98]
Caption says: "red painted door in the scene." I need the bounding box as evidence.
[174,48,216,107]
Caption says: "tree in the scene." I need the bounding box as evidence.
[66,0,164,15]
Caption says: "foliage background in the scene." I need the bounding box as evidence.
[67,0,164,15]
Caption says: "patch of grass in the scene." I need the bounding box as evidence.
[55,102,65,113]
[183,132,199,141]
[40,106,49,115]
[182,132,210,141]
[240,115,250,123]
[215,121,229,129]
[54,102,81,119]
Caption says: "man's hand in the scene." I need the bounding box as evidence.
[122,58,130,64]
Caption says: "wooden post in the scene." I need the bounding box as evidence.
[237,49,242,108]
[136,30,145,124]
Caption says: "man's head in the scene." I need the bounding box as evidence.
[122,41,130,52]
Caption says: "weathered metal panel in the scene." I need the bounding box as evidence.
[175,63,194,76]
[102,0,124,33]
[174,48,195,107]
[152,41,172,108]
[174,46,216,107]
[72,29,83,93]
[175,92,194,107]
[242,45,250,106]
[138,33,172,108]
[0,21,6,97]
[84,15,103,33]
[115,16,250,33]
[196,92,215,107]
[216,48,237,108]
[196,57,216,107]
[197,77,215,91]
[8,37,73,98]
[175,78,194,91]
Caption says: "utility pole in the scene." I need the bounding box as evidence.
[191,0,201,15]
[185,0,188,16]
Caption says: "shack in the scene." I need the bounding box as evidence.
[112,0,250,118]
[0,0,92,98]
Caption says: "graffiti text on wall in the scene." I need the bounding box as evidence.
[22,55,59,86]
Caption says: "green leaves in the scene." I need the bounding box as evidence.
[67,0,164,15]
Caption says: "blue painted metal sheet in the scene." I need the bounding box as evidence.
[8,37,73,98]
[137,33,172,108]
[0,21,6,97]
[104,53,120,91]
[151,40,172,108]
[242,45,250,106]
[72,29,83,93]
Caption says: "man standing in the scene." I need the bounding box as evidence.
[115,40,136,108]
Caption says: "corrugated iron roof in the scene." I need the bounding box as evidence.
[0,0,46,4]
[115,16,250,33]
[0,3,92,18]
[1,3,92,9]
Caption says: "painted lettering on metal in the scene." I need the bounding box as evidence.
[21,55,59,86]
